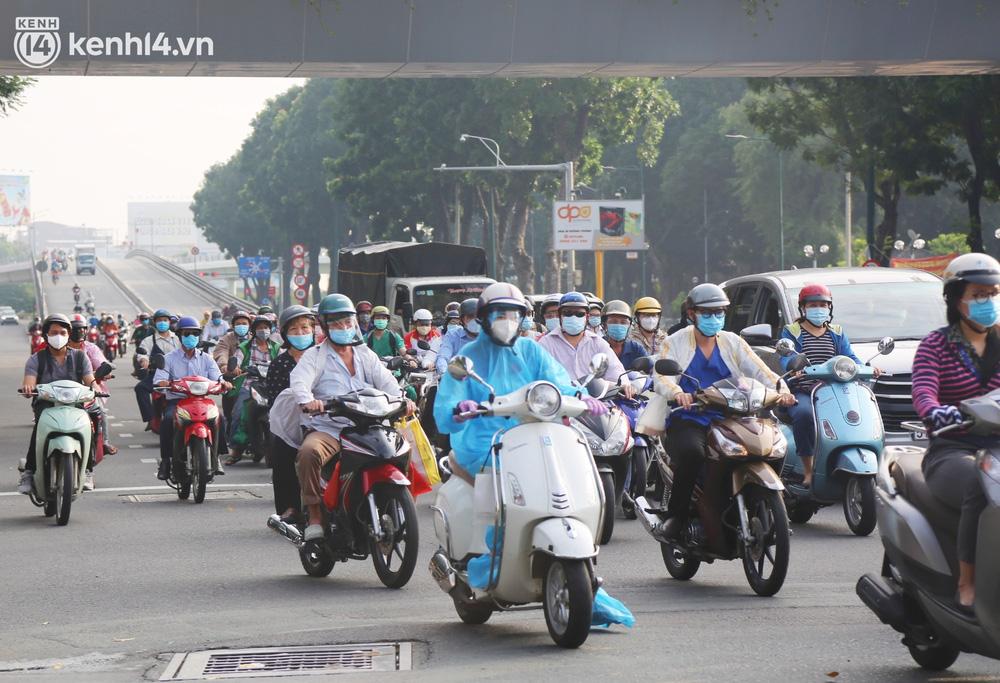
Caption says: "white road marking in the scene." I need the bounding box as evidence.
[119,433,133,438]
[140,458,157,464]
[127,444,143,449]
[111,423,124,427]
[0,483,272,497]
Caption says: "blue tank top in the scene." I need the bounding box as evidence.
[676,343,732,427]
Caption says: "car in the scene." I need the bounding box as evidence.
[0,307,19,325]
[720,267,946,442]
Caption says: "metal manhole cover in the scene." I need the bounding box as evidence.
[160,642,412,680]
[121,489,262,503]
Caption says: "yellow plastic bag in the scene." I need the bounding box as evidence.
[396,416,441,488]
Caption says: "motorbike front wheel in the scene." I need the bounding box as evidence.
[299,541,335,578]
[453,596,493,625]
[908,641,960,671]
[54,451,75,526]
[369,485,419,589]
[661,542,701,580]
[622,446,648,520]
[740,488,790,597]
[543,559,593,649]
[191,437,209,504]
[844,476,877,536]
[598,471,615,545]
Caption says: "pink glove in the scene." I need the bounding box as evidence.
[454,399,480,423]
[583,396,608,416]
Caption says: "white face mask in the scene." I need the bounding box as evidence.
[47,333,69,349]
[415,324,431,336]
[490,318,520,345]
[638,315,660,332]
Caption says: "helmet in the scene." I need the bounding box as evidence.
[371,305,390,317]
[211,309,222,318]
[540,293,562,315]
[558,291,589,310]
[169,314,179,323]
[231,309,251,324]
[685,283,730,310]
[602,299,632,320]
[317,293,356,318]
[251,315,273,331]
[445,310,461,321]
[444,301,460,313]
[278,304,314,334]
[413,308,433,323]
[633,296,662,315]
[943,253,1000,286]
[583,292,605,311]
[176,316,201,332]
[152,308,171,319]
[798,283,833,306]
[458,298,478,318]
[476,282,528,347]
[355,300,373,314]
[523,297,534,314]
[69,313,88,328]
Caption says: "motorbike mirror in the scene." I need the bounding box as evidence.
[589,352,609,379]
[135,347,148,355]
[405,347,418,356]
[630,356,654,374]
[447,355,471,381]
[387,356,404,371]
[417,339,431,351]
[740,323,773,347]
[654,359,683,376]
[150,355,165,370]
[227,356,238,372]
[775,338,797,357]
[94,361,115,379]
[786,353,810,373]
[878,336,895,356]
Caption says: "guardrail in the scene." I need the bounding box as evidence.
[97,257,150,315]
[126,249,255,311]
[30,260,46,318]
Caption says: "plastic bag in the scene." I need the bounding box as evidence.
[591,587,635,629]
[467,525,502,589]
[396,416,441,495]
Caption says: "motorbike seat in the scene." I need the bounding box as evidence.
[889,448,961,573]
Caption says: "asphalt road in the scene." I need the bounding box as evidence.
[2,268,997,682]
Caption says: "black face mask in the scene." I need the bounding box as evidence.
[71,328,87,342]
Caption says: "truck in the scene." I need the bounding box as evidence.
[75,244,96,275]
[337,241,496,330]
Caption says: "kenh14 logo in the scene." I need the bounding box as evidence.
[14,17,61,69]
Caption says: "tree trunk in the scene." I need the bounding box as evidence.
[307,243,321,305]
[966,171,985,253]
[873,178,901,267]
[543,250,560,292]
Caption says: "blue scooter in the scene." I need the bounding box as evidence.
[776,337,895,536]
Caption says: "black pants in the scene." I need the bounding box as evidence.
[665,419,709,519]
[135,373,154,422]
[159,402,179,464]
[923,439,989,564]
[25,400,52,471]
[270,433,301,516]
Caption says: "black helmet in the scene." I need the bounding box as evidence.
[42,313,71,336]
[459,298,478,318]
[684,283,730,311]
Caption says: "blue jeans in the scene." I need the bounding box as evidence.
[787,391,816,459]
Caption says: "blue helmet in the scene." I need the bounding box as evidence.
[152,308,171,320]
[558,291,589,310]
[176,316,201,333]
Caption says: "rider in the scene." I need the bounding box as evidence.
[538,292,635,397]
[365,305,406,358]
[153,316,230,481]
[435,298,480,375]
[213,310,252,369]
[72,282,81,302]
[404,308,441,370]
[585,293,605,336]
[225,315,281,465]
[911,253,1000,610]
[603,299,647,370]
[28,316,42,336]
[135,309,180,431]
[779,283,880,492]
[17,314,98,494]
[434,283,607,477]
[520,298,541,340]
[288,294,408,541]
[538,293,562,335]
[355,300,375,336]
[652,284,795,539]
[69,313,118,472]
[441,301,461,333]
[630,296,667,355]
[131,312,153,347]
[201,310,229,342]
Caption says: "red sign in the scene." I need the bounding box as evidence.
[190,246,200,256]
[291,244,305,257]
[889,253,957,277]
[293,273,306,287]
[268,285,276,298]
[294,287,307,301]
[292,256,305,270]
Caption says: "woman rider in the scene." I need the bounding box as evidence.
[912,253,1000,610]
[652,283,796,539]
[779,283,882,493]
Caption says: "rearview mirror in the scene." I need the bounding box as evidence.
[740,323,773,347]
[878,336,895,356]
[787,353,810,373]
[447,355,472,381]
[654,358,682,376]
[775,338,797,357]
[94,361,114,379]
[589,352,609,379]
[387,357,404,371]
[417,339,431,351]
[630,356,654,374]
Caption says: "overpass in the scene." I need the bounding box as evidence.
[2,0,998,78]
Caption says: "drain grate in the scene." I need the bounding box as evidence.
[160,642,411,680]
[121,489,262,503]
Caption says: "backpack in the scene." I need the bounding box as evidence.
[36,348,87,385]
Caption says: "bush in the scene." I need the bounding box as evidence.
[0,283,36,316]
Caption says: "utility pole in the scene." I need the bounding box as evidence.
[703,187,709,282]
[844,171,853,266]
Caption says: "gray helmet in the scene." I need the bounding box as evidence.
[602,299,631,320]
[459,298,479,318]
[685,283,730,310]
[42,313,72,336]
[278,305,314,336]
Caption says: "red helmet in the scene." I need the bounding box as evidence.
[798,284,833,306]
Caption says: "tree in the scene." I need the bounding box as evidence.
[0,76,31,115]
[926,232,971,256]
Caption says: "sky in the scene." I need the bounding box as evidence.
[0,76,303,240]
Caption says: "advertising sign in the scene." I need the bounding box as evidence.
[0,175,30,226]
[889,253,956,278]
[552,200,644,251]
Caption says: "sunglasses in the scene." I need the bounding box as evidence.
[560,310,587,318]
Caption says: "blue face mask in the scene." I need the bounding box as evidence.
[181,334,199,350]
[329,327,356,345]
[606,323,630,341]
[211,317,222,325]
[561,315,586,336]
[287,333,313,350]
[155,321,170,333]
[447,323,461,332]
[466,319,481,335]
[520,317,535,331]
[968,298,999,328]
[544,317,560,332]
[804,308,830,326]
[696,312,725,337]
[234,323,250,337]
[588,315,602,328]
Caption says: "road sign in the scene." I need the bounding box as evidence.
[190,246,200,256]
[291,244,305,257]
[293,274,306,287]
[268,285,276,298]
[625,251,638,260]
[291,256,305,270]
[238,256,271,279]
[294,287,307,301]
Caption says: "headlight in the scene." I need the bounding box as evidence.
[54,386,80,404]
[709,427,747,457]
[588,437,605,455]
[728,396,748,412]
[980,451,1000,506]
[188,381,209,396]
[771,429,788,459]
[176,407,191,423]
[833,357,858,382]
[527,382,561,417]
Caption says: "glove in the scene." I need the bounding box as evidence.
[928,405,963,430]
[583,396,609,416]
[454,399,480,423]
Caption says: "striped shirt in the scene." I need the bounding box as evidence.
[793,330,837,392]
[911,326,1000,424]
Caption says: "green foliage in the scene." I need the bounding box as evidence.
[0,76,31,115]
[0,283,35,314]
[0,240,30,265]
[926,232,971,256]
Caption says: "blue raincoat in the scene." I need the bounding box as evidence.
[434,334,579,473]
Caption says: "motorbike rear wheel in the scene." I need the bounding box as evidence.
[661,542,701,580]
[191,438,209,504]
[844,475,877,536]
[787,500,815,525]
[543,559,593,649]
[740,487,790,597]
[299,541,335,578]
[369,485,419,589]
[622,446,648,520]
[598,471,616,545]
[54,451,75,526]
[453,596,493,625]
[908,641,960,671]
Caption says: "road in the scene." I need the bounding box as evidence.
[1,266,996,682]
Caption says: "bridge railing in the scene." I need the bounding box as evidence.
[97,257,150,315]
[125,250,255,311]
[30,260,46,318]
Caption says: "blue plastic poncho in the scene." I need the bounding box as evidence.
[434,334,579,473]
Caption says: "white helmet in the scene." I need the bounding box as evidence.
[412,308,433,323]
[943,252,1000,286]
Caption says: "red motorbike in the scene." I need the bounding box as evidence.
[29,331,45,354]
[104,330,119,358]
[87,328,100,346]
[154,373,224,504]
[267,387,423,588]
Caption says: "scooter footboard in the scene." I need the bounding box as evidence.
[833,447,879,476]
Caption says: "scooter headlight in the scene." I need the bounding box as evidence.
[187,381,209,396]
[708,426,747,457]
[771,428,788,460]
[527,382,561,417]
[833,357,858,382]
[979,450,1000,505]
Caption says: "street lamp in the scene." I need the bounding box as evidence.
[457,133,503,278]
[459,133,505,167]
[726,133,785,270]
[803,243,830,268]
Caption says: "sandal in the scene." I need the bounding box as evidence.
[104,443,118,455]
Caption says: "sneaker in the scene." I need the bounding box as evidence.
[156,459,170,481]
[653,516,685,542]
[304,524,325,541]
[82,470,95,491]
[17,470,34,495]
[214,462,226,476]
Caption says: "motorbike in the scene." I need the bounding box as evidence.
[615,356,664,521]
[72,290,81,304]
[29,330,46,354]
[267,387,421,588]
[244,363,271,466]
[17,363,113,525]
[117,327,128,358]
[150,358,224,504]
[777,336,895,536]
[635,357,799,597]
[104,330,120,359]
[429,354,605,648]
[86,327,100,347]
[856,393,1000,671]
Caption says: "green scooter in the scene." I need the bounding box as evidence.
[19,364,112,525]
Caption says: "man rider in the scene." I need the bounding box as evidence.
[131,312,154,346]
[539,293,562,335]
[630,296,667,355]
[355,300,375,336]
[288,294,408,541]
[201,310,229,342]
[365,305,406,358]
[153,316,230,481]
[225,315,280,465]
[18,314,98,494]
[435,298,480,375]
[603,300,646,371]
[135,309,180,431]
[652,284,795,540]
[538,292,635,399]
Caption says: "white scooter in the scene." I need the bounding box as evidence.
[429,354,606,648]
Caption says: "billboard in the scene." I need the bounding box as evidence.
[889,253,957,277]
[552,200,644,251]
[0,175,30,226]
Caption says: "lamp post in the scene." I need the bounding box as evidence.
[458,133,503,279]
[803,243,830,269]
[726,133,785,270]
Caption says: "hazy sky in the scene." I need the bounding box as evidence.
[0,76,302,239]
